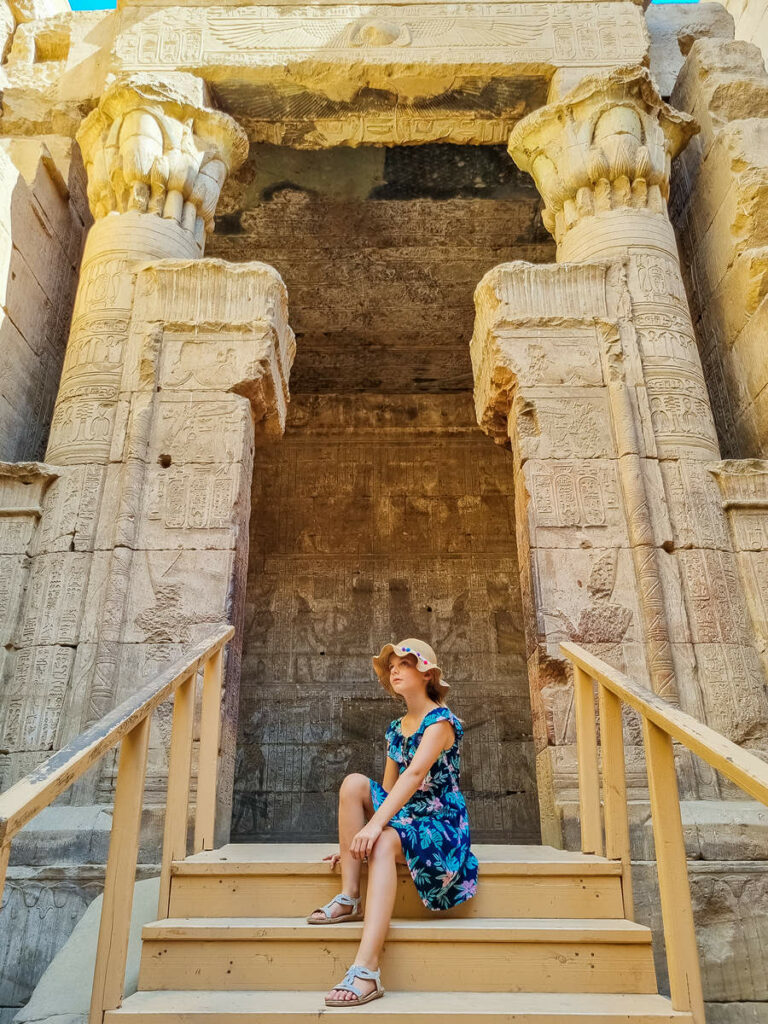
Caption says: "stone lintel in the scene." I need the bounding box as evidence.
[103,2,649,146]
[0,462,59,516]
[711,459,768,507]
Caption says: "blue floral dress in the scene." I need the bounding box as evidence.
[369,706,479,910]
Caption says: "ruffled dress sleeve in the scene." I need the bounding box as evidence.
[419,706,464,746]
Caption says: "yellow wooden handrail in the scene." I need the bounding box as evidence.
[560,640,768,1024]
[561,642,768,804]
[0,624,235,1024]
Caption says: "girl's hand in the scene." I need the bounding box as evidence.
[350,821,382,861]
[322,850,341,869]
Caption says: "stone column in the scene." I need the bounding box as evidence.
[508,65,768,743]
[0,74,250,799]
[472,66,768,837]
[507,68,703,712]
[46,73,247,466]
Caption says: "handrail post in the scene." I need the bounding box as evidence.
[597,683,634,919]
[0,841,9,900]
[642,718,705,1024]
[194,648,223,853]
[89,717,151,1024]
[157,670,196,919]
[573,664,603,856]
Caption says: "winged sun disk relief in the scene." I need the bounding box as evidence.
[206,11,549,50]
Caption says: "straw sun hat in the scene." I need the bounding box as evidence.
[372,638,450,700]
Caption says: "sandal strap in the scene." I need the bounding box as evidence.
[333,963,382,998]
[316,892,359,918]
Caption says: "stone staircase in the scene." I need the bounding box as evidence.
[106,843,692,1023]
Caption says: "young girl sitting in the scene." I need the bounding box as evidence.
[307,637,479,1007]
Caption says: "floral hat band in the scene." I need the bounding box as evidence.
[372,637,450,698]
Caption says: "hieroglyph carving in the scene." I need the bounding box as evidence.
[75,257,293,784]
[107,3,649,146]
[530,462,620,529]
[627,251,720,461]
[508,68,719,464]
[711,460,768,660]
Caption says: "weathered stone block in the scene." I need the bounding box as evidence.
[525,545,641,661]
[29,464,105,555]
[0,645,75,759]
[633,861,768,1003]
[97,458,252,553]
[677,547,756,646]
[647,3,735,98]
[13,550,90,646]
[663,460,741,548]
[683,120,768,303]
[721,0,768,69]
[511,389,616,462]
[80,547,236,646]
[673,38,768,169]
[0,555,28,646]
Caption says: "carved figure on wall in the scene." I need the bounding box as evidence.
[550,550,633,668]
[134,557,220,643]
[232,718,268,836]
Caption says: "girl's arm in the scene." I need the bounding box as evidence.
[382,756,399,792]
[349,720,455,860]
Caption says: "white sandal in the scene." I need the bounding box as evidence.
[306,891,363,924]
[325,963,384,1006]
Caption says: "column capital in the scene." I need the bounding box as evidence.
[76,73,248,240]
[508,65,698,245]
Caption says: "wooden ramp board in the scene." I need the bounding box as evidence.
[169,844,626,920]
[137,917,656,994]
[107,990,694,1024]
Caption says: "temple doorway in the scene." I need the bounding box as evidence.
[206,143,555,843]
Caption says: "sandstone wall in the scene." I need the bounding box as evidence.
[0,137,86,461]
[671,38,768,458]
[206,145,551,843]
[1,1,768,1019]
[239,391,540,844]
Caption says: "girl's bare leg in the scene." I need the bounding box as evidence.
[309,773,373,922]
[328,827,405,1002]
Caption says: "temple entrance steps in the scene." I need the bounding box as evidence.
[106,843,692,1024]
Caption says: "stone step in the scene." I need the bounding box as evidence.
[107,990,693,1023]
[137,917,656,994]
[169,844,626,920]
